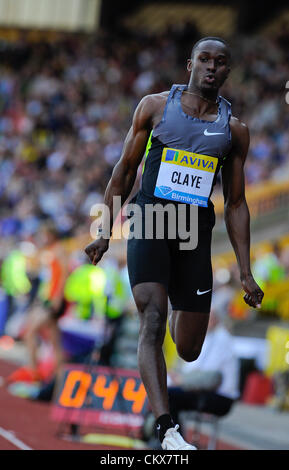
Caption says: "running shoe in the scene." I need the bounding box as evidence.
[161,424,197,450]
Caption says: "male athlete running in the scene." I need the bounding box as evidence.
[85,37,264,450]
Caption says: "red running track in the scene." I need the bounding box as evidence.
[0,360,125,450]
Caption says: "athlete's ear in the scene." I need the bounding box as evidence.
[222,66,231,83]
[187,59,193,72]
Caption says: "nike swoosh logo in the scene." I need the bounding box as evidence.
[204,129,224,136]
[197,289,212,295]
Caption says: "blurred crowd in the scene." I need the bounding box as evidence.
[212,237,289,324]
[0,27,288,247]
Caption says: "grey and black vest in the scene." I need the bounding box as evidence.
[140,83,232,219]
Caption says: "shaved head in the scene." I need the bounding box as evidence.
[191,36,231,62]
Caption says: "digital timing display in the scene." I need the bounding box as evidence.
[51,365,149,431]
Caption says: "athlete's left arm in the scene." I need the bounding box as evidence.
[221,118,264,309]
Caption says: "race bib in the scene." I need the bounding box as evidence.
[154,147,218,207]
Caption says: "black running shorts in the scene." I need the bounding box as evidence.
[126,192,215,313]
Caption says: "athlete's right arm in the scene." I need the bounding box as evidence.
[85,95,155,265]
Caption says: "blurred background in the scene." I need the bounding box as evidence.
[0,0,289,451]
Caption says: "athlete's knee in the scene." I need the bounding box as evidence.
[134,285,167,343]
[176,343,202,362]
[139,309,166,344]
[137,298,166,343]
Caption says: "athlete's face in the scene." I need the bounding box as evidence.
[187,40,230,92]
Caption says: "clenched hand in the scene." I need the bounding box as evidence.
[241,274,264,308]
[85,238,109,265]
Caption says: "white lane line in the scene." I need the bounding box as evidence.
[0,426,33,450]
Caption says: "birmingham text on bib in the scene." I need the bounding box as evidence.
[154,147,218,207]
